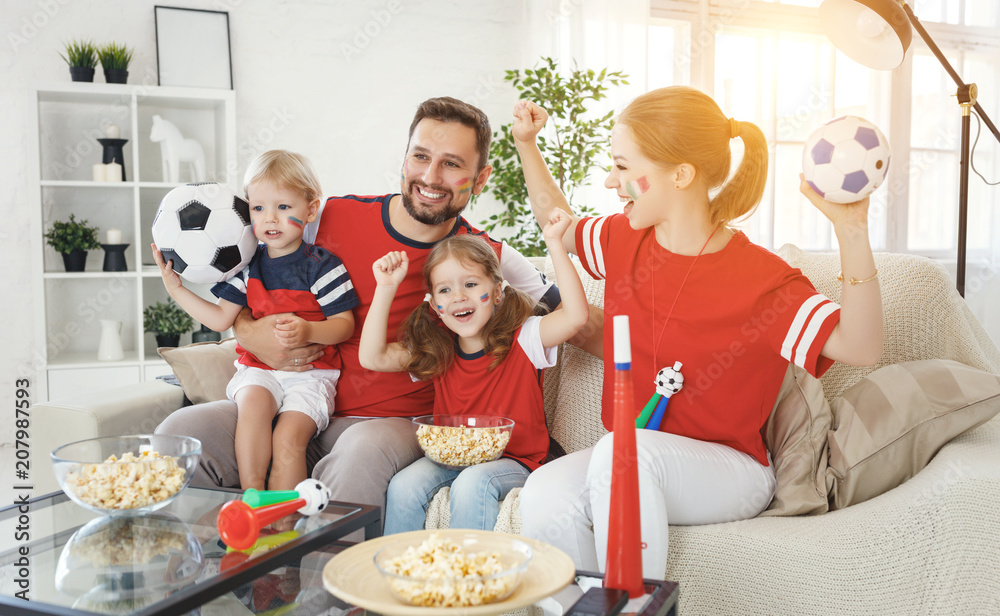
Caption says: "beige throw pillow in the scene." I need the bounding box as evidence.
[760,364,832,516]
[158,338,239,404]
[827,359,1000,510]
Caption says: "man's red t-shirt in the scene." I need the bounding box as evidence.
[309,195,559,417]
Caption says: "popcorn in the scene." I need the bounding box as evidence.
[64,451,186,510]
[380,533,518,607]
[416,424,511,467]
[71,518,187,566]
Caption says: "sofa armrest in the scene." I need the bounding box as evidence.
[32,380,187,496]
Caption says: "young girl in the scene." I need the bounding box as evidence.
[512,87,883,577]
[152,150,358,492]
[359,210,589,533]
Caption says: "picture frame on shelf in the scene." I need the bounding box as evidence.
[154,5,233,89]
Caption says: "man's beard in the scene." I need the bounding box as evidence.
[401,182,466,226]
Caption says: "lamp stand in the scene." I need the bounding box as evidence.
[902,3,1000,296]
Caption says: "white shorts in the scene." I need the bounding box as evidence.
[225,363,340,436]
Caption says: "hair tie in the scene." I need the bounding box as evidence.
[423,292,438,317]
[728,117,740,140]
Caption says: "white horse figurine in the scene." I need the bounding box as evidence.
[150,115,206,183]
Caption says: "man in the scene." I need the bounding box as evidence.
[156,97,560,528]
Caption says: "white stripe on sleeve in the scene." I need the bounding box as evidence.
[591,216,607,278]
[225,272,248,295]
[499,242,554,304]
[792,301,839,369]
[780,295,826,361]
[580,217,608,279]
[316,279,355,307]
[311,264,348,297]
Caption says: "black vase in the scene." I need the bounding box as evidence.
[61,249,88,272]
[69,66,95,82]
[104,69,128,84]
[155,334,180,348]
[101,243,129,271]
[96,138,128,181]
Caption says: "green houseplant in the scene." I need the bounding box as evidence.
[98,42,133,84]
[44,214,101,271]
[59,39,98,82]
[144,299,194,348]
[481,57,628,256]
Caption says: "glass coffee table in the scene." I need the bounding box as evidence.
[0,487,379,616]
[198,548,680,616]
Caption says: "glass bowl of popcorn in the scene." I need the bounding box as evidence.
[412,415,514,470]
[51,434,201,517]
[374,531,532,608]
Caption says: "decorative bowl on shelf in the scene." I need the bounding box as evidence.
[51,434,201,516]
[373,531,532,608]
[412,415,514,470]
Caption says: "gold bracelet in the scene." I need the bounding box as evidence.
[837,269,878,285]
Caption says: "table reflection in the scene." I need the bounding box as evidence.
[55,513,205,614]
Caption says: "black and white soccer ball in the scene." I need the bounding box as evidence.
[152,183,256,284]
[294,478,331,515]
[655,362,684,396]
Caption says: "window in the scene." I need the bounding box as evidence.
[909,46,1000,255]
[645,0,1000,263]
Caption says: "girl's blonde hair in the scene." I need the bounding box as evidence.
[243,149,322,202]
[401,234,535,380]
[617,86,768,225]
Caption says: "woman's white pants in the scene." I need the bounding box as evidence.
[519,430,776,578]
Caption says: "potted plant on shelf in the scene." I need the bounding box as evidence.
[480,57,628,256]
[98,42,133,84]
[144,299,194,348]
[59,39,98,82]
[44,214,102,271]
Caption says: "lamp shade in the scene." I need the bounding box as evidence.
[820,0,912,70]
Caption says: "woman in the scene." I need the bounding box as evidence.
[512,86,882,577]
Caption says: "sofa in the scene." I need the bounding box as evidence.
[33,247,1000,615]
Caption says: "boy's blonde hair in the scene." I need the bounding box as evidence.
[243,150,322,202]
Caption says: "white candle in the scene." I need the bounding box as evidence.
[92,163,106,182]
[106,228,122,245]
[105,124,120,139]
[105,162,123,182]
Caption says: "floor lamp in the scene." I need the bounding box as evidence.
[819,0,1000,297]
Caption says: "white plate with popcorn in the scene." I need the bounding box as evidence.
[413,415,514,470]
[51,434,201,516]
[323,529,576,616]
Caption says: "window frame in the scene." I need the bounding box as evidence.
[647,0,1000,261]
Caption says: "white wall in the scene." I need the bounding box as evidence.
[0,0,527,502]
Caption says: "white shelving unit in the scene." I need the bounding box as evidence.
[29,82,237,401]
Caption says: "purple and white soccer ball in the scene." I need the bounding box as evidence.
[802,116,891,204]
[152,183,256,284]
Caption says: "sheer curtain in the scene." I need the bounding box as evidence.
[522,0,650,215]
[518,0,999,346]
